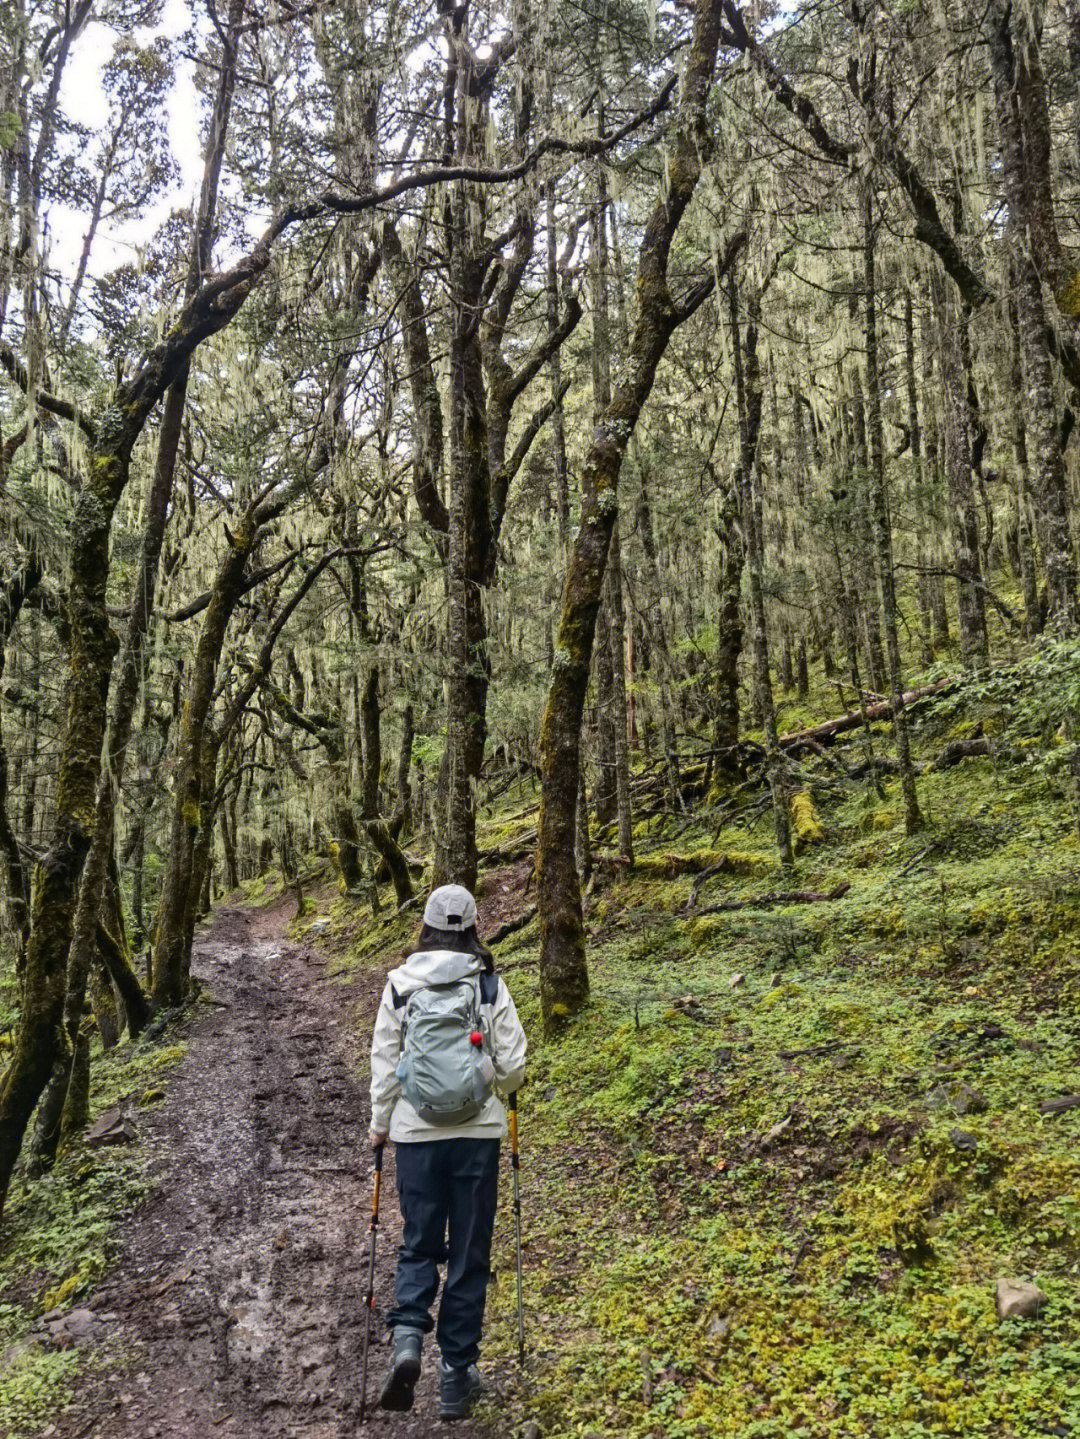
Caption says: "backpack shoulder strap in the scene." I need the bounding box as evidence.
[478,971,499,1006]
[390,984,405,1010]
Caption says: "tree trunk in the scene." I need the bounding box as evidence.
[593,614,617,825]
[441,218,488,892]
[864,189,923,835]
[850,368,887,694]
[89,956,120,1051]
[0,556,39,973]
[546,178,569,553]
[537,0,737,1030]
[920,328,951,649]
[938,289,990,670]
[637,468,683,809]
[153,533,252,1008]
[735,285,792,868]
[359,665,413,905]
[1008,297,1042,636]
[606,520,634,863]
[991,3,1077,627]
[25,0,247,1167]
[220,802,239,892]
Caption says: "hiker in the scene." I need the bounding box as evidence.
[369,883,527,1420]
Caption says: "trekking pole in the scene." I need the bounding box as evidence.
[509,1090,525,1367]
[359,1141,383,1423]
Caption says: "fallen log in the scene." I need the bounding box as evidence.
[694,882,851,914]
[1037,1094,1080,1116]
[780,677,958,751]
[488,906,538,946]
[595,849,747,879]
[929,738,1027,771]
[778,1040,858,1059]
[478,829,537,865]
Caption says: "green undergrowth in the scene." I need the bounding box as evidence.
[473,660,1080,1436]
[0,1033,186,1438]
[290,881,418,976]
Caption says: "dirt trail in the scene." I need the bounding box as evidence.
[42,898,498,1438]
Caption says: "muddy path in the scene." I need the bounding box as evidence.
[41,897,503,1438]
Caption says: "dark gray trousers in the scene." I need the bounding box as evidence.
[385,1137,500,1369]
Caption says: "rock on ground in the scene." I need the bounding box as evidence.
[995,1278,1047,1320]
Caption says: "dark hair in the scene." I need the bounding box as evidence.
[410,922,494,973]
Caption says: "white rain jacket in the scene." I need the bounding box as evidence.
[369,948,527,1143]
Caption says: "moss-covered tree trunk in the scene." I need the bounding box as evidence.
[220,801,240,892]
[920,314,951,650]
[714,482,745,753]
[1008,298,1042,637]
[0,422,125,1204]
[358,665,414,906]
[938,295,990,671]
[153,531,253,1008]
[991,3,1078,628]
[850,369,887,696]
[734,283,793,869]
[537,0,738,1031]
[863,187,923,835]
[0,553,39,972]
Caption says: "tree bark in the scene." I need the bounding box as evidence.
[537,0,740,1031]
[736,283,793,868]
[152,532,253,1007]
[863,187,923,835]
[991,2,1078,628]
[1009,295,1042,636]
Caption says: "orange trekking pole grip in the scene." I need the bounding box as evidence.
[509,1090,525,1366]
[359,1141,383,1423]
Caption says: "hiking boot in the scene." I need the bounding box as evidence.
[438,1360,483,1421]
[378,1328,423,1412]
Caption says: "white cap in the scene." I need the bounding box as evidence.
[423,884,477,932]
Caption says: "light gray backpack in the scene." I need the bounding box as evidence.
[392,973,498,1125]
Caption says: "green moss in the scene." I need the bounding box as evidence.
[790,791,825,849]
[861,806,899,832]
[0,1034,186,1434]
[0,1342,81,1439]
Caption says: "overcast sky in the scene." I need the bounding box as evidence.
[51,0,203,280]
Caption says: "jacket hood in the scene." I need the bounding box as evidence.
[387,948,485,997]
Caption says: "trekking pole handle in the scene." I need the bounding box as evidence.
[508,1089,520,1169]
[371,1141,383,1229]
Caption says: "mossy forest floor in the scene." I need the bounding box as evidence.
[2,643,1080,1437]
